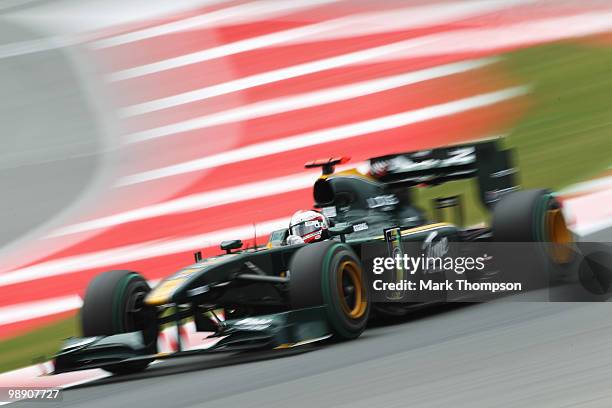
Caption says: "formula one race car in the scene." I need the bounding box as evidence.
[53,139,574,375]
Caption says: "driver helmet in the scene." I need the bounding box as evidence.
[288,210,329,243]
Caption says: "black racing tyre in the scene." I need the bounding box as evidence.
[492,189,576,289]
[492,189,573,259]
[493,189,564,243]
[81,270,157,375]
[289,241,370,340]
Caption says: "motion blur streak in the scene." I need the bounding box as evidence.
[1,0,612,342]
[0,218,290,287]
[50,160,373,237]
[107,0,525,81]
[50,169,329,237]
[117,9,612,117]
[124,58,498,144]
[564,189,612,236]
[90,0,339,49]
[0,295,82,326]
[117,86,529,186]
[117,36,437,117]
[369,10,612,62]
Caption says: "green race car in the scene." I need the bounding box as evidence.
[53,139,573,375]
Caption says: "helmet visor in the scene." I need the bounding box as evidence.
[290,220,321,237]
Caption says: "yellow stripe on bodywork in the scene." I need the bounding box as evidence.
[145,279,184,306]
[145,267,202,305]
[145,255,238,306]
[372,222,453,240]
[400,222,453,236]
[274,343,292,349]
[319,168,378,182]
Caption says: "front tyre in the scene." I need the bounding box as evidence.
[290,241,370,340]
[81,270,157,375]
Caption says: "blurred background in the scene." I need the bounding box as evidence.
[0,0,611,380]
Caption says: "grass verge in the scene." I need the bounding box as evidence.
[0,316,78,373]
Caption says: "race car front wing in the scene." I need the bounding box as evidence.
[53,306,330,374]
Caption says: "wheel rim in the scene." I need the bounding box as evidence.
[548,209,571,244]
[126,289,148,330]
[112,274,140,332]
[126,285,158,346]
[547,209,573,263]
[337,260,367,319]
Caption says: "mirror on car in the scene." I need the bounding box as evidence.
[220,239,243,253]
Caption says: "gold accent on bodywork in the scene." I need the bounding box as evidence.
[145,279,183,306]
[399,222,453,236]
[145,254,239,306]
[319,168,378,182]
[274,343,292,349]
[371,222,453,240]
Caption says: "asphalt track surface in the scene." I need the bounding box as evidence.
[0,19,103,250]
[14,286,612,408]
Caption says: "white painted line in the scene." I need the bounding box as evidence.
[51,171,319,237]
[0,295,82,326]
[109,0,526,81]
[91,0,339,49]
[369,10,612,62]
[116,35,435,117]
[2,0,234,35]
[125,58,498,144]
[0,280,160,326]
[118,86,529,186]
[0,1,235,59]
[118,9,612,118]
[277,0,533,44]
[572,218,612,237]
[107,18,346,82]
[0,218,290,287]
[51,159,373,237]
[563,188,612,237]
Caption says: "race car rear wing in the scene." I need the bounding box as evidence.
[368,139,519,207]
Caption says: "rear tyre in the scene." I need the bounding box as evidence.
[81,270,157,375]
[290,241,370,340]
[493,189,569,243]
[492,189,573,260]
[492,189,575,288]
